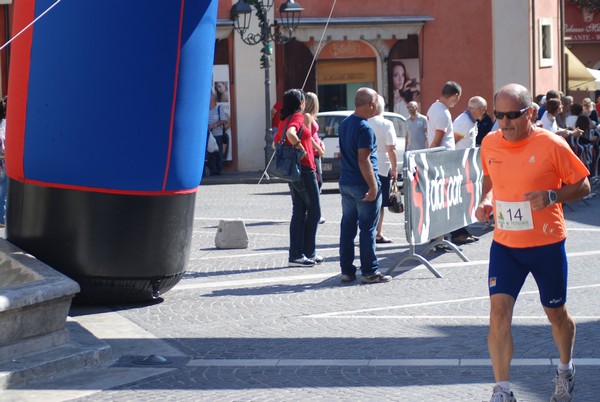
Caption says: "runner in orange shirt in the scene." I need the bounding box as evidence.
[476,83,590,402]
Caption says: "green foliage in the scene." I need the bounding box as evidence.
[568,0,600,13]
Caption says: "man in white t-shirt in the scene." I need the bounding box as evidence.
[426,81,461,149]
[454,96,487,150]
[368,94,398,244]
[426,82,461,250]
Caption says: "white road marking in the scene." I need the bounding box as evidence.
[186,357,600,367]
[305,283,600,318]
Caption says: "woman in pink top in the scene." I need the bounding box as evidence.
[304,92,325,190]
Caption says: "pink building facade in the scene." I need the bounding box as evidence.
[214,0,568,172]
[0,1,577,172]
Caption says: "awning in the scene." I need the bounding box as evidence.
[565,47,600,90]
[216,19,234,40]
[292,16,433,42]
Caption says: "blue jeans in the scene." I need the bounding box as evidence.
[289,167,321,260]
[339,184,381,276]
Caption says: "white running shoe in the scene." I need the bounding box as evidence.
[490,385,517,402]
[550,367,575,402]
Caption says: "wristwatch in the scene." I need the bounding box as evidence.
[547,190,558,205]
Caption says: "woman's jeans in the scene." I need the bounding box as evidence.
[314,156,323,190]
[288,167,321,261]
[339,184,381,276]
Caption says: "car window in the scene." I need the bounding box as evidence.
[317,115,343,139]
[385,116,406,139]
[317,113,406,140]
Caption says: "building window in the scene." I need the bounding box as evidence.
[539,18,553,68]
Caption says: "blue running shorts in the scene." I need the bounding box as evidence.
[488,239,568,308]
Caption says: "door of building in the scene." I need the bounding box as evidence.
[316,59,376,112]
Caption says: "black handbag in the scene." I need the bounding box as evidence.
[267,116,304,182]
[388,179,404,213]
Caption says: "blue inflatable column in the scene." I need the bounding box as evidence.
[5,0,217,303]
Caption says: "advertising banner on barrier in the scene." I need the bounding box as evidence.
[404,148,483,245]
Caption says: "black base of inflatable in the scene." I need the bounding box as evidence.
[70,272,186,304]
[6,179,196,304]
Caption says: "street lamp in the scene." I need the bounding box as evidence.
[231,0,303,168]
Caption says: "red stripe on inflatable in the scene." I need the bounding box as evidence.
[25,178,198,196]
[5,1,36,182]
[162,0,185,191]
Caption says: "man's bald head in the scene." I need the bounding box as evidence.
[354,87,378,119]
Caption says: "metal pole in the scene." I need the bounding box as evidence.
[263,28,272,168]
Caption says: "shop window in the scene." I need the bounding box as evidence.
[539,18,554,68]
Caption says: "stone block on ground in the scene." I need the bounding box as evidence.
[214,219,249,249]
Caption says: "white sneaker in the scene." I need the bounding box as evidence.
[310,255,324,264]
[288,257,316,267]
[490,385,517,402]
[551,367,575,402]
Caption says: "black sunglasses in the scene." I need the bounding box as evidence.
[493,107,529,120]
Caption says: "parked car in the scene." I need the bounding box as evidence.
[316,110,406,182]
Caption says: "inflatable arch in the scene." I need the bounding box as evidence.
[6,0,218,303]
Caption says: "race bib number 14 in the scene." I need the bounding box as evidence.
[495,200,534,231]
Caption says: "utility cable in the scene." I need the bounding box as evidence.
[0,0,63,51]
[260,0,337,183]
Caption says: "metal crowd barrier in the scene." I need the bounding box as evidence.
[387,147,483,278]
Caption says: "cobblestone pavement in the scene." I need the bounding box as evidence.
[4,179,600,401]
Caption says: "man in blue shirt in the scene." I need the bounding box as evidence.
[338,87,392,284]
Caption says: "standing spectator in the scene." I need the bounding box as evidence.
[476,83,590,402]
[207,93,230,175]
[368,94,397,244]
[535,93,545,106]
[454,96,487,150]
[567,103,596,129]
[451,96,487,245]
[475,110,495,146]
[426,81,461,149]
[541,98,582,139]
[538,89,560,120]
[540,98,561,132]
[304,92,325,192]
[271,99,283,139]
[582,97,599,124]
[426,81,461,250]
[405,101,428,151]
[556,95,573,129]
[273,89,322,267]
[530,102,541,126]
[338,88,391,284]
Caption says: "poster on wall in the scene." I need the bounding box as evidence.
[213,65,232,161]
[389,58,421,119]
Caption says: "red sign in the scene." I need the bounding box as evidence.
[565,2,600,43]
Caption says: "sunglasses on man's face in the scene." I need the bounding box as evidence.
[493,107,529,120]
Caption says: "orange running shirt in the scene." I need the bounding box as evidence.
[481,127,589,248]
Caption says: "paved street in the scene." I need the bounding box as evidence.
[2,177,600,401]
